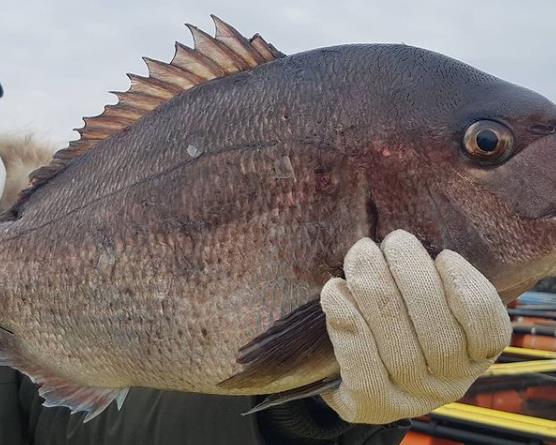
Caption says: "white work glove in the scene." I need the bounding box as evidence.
[320,230,512,424]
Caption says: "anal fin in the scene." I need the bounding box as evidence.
[0,326,128,422]
[40,381,129,422]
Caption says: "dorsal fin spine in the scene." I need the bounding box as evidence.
[127,73,181,99]
[102,104,145,121]
[172,42,223,78]
[186,24,247,73]
[75,128,109,140]
[249,34,277,61]
[83,116,134,128]
[143,57,202,89]
[211,15,264,66]
[110,91,164,111]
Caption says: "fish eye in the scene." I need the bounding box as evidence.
[463,120,514,163]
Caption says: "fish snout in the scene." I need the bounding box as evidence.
[481,132,556,221]
[519,132,556,220]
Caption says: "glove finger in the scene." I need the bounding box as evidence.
[435,250,512,362]
[381,230,470,376]
[342,237,428,393]
[321,277,392,420]
[321,277,387,384]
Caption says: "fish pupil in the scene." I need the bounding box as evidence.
[475,129,499,152]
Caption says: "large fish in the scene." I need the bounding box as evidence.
[0,16,555,421]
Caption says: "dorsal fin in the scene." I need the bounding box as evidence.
[6,15,284,218]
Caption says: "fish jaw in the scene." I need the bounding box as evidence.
[494,225,556,304]
[496,252,556,303]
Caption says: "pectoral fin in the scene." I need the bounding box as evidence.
[218,298,338,391]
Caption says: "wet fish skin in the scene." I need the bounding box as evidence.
[0,43,555,404]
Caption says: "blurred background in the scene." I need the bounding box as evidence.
[1,0,556,149]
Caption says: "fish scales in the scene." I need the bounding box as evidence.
[1,47,375,394]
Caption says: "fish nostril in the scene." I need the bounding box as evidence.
[541,208,556,219]
[528,123,556,135]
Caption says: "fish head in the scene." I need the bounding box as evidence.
[361,46,556,302]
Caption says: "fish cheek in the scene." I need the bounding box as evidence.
[468,133,556,220]
[365,145,509,281]
[365,148,449,254]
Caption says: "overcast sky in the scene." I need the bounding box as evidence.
[1,0,555,148]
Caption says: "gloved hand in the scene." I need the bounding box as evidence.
[320,230,512,424]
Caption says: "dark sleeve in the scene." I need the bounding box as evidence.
[16,373,264,445]
[257,396,410,445]
[14,369,408,445]
[338,421,410,445]
[0,367,27,445]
